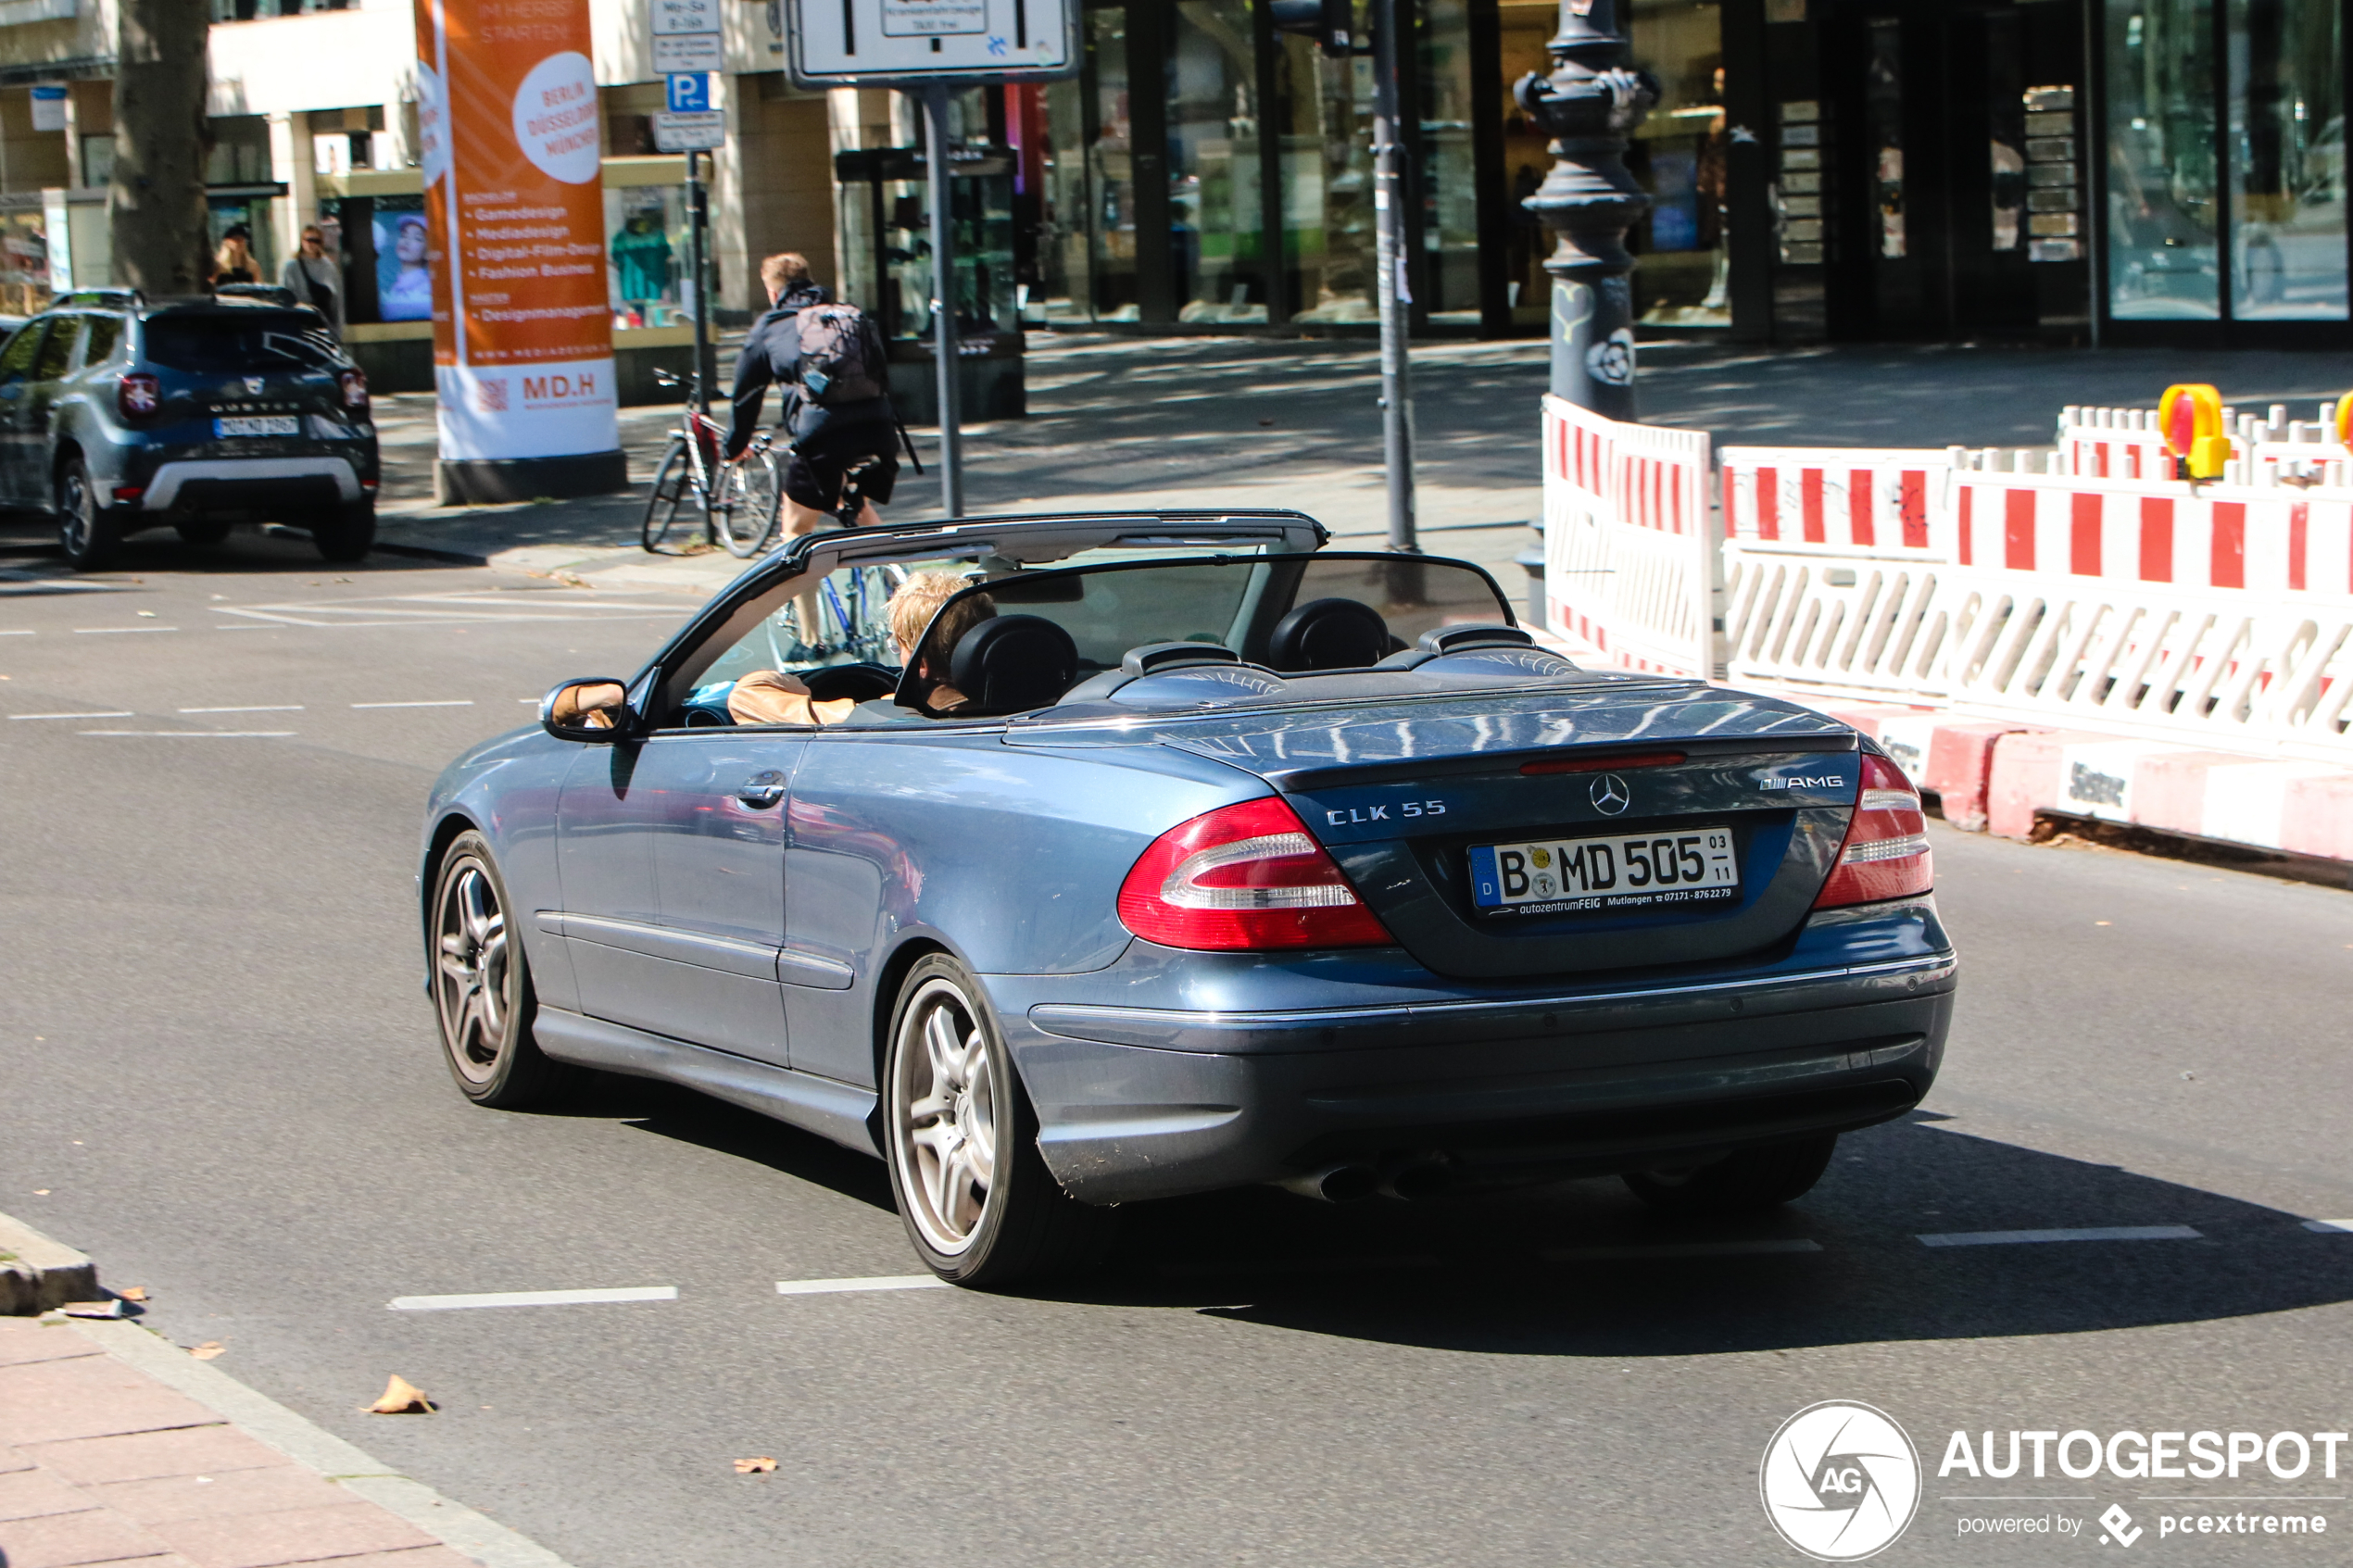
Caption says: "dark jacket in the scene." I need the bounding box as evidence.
[724,283,893,458]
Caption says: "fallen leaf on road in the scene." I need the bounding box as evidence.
[366,1374,435,1414]
[189,1342,225,1360]
[61,1300,123,1319]
[31,1189,48,1196]
[118,1286,146,1302]
[733,1457,777,1474]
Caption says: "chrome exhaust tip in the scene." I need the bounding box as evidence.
[1277,1163,1379,1203]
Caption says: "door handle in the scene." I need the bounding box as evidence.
[735,770,786,809]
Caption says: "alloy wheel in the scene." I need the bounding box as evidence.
[58,469,92,557]
[434,856,510,1084]
[891,977,999,1255]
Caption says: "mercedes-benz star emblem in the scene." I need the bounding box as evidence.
[1590,774,1631,815]
[243,376,265,395]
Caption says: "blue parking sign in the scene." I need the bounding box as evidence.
[665,73,711,113]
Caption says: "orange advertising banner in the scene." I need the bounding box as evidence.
[414,0,618,462]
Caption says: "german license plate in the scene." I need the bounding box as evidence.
[214,415,298,438]
[1469,826,1740,916]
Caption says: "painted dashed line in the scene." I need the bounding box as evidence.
[180,705,305,714]
[0,628,32,635]
[2302,1219,2353,1233]
[77,731,297,738]
[775,1275,952,1297]
[389,1286,678,1311]
[10,711,132,721]
[73,625,178,633]
[1919,1225,2203,1248]
[351,699,474,709]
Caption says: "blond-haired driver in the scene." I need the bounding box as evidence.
[726,571,995,726]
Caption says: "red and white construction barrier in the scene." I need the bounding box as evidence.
[1541,395,1717,678]
[1948,470,2353,594]
[1720,447,1949,555]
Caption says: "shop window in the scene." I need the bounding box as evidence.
[2227,0,2345,318]
[1170,0,1268,322]
[608,185,694,329]
[2104,0,2220,318]
[1088,6,1141,320]
[1419,0,1480,321]
[326,194,433,325]
[1629,0,1727,326]
[1278,4,1378,322]
[210,0,349,21]
[0,205,49,317]
[1500,0,1559,326]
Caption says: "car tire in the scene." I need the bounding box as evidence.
[1622,1133,1839,1217]
[312,500,375,562]
[175,519,232,546]
[883,954,1116,1286]
[56,459,119,571]
[430,831,574,1109]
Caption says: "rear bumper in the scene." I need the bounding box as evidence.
[142,457,363,511]
[998,947,1957,1204]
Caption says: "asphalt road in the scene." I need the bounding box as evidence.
[6,533,2353,1567]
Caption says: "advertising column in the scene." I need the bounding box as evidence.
[415,0,625,502]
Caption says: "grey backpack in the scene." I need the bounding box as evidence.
[795,303,885,406]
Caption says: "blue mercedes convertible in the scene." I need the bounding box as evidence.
[420,511,1957,1285]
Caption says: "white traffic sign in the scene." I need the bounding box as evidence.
[786,0,1077,85]
[651,0,723,75]
[652,110,725,152]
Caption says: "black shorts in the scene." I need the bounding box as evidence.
[783,428,900,513]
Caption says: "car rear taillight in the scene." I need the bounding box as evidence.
[1117,796,1394,951]
[339,369,369,410]
[117,372,159,422]
[1813,752,1934,908]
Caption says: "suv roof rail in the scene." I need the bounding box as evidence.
[212,283,301,307]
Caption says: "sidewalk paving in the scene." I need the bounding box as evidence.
[373,332,2353,599]
[0,1312,563,1568]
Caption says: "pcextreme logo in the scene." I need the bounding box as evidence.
[1761,1400,1924,1561]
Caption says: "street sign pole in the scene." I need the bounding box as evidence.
[923,83,963,518]
[1370,0,1416,557]
[686,146,709,417]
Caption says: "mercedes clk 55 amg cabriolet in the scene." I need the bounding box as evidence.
[421,511,1957,1285]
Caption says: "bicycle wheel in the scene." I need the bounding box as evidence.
[715,450,783,558]
[641,441,692,553]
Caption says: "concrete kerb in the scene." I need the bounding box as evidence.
[0,1207,576,1567]
[0,1210,98,1314]
[65,1314,579,1568]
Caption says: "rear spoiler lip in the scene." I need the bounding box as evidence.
[1245,734,1862,794]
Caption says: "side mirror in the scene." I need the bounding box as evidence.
[541,678,634,742]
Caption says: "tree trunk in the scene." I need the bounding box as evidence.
[111,0,212,295]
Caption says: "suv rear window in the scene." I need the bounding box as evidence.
[141,313,338,374]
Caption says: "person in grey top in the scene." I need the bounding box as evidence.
[279,224,344,337]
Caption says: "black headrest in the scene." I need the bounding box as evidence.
[1268,596,1390,671]
[947,614,1079,714]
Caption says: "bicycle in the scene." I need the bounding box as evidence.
[640,369,783,558]
[768,455,906,663]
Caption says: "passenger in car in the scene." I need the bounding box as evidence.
[726,571,995,726]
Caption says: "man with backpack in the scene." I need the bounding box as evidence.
[724,252,899,539]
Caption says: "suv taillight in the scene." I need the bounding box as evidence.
[1117,796,1394,951]
[1813,752,1934,908]
[117,372,159,422]
[339,369,369,410]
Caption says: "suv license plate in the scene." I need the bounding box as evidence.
[214,415,299,438]
[1469,827,1739,916]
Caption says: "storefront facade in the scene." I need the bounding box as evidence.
[818,0,2346,348]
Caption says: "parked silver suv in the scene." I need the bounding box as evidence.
[4,288,382,570]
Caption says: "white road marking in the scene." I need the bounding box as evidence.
[77,730,296,738]
[2302,1219,2353,1233]
[180,705,305,713]
[389,1286,678,1311]
[1547,1238,1824,1261]
[351,699,473,709]
[10,711,133,721]
[74,626,178,633]
[774,1275,951,1297]
[0,628,32,635]
[1919,1225,2202,1248]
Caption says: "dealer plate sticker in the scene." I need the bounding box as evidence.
[1469,827,1738,915]
[214,415,298,438]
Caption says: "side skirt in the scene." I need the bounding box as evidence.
[532,1007,881,1158]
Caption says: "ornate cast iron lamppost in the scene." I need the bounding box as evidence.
[1515,0,1658,419]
